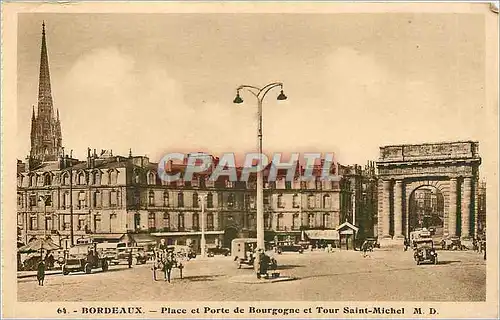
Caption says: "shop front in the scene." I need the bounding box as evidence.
[337,221,359,250]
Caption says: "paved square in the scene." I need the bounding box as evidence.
[18,248,486,302]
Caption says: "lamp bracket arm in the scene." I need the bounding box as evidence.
[259,82,283,100]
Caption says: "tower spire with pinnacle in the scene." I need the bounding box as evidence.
[29,22,63,163]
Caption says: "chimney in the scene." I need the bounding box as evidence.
[87,147,92,168]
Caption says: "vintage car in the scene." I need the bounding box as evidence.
[364,238,381,250]
[275,241,304,254]
[62,243,109,275]
[413,239,438,265]
[231,238,278,270]
[207,246,231,257]
[116,246,149,265]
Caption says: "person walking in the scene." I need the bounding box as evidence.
[127,250,133,268]
[37,260,46,286]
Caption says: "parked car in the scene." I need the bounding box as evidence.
[364,237,381,250]
[62,243,109,275]
[413,239,438,265]
[207,246,230,257]
[231,238,278,270]
[275,242,304,254]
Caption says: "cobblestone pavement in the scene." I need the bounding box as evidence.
[18,249,486,302]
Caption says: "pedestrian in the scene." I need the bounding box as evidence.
[361,241,368,257]
[37,260,46,286]
[163,251,175,283]
[128,250,133,268]
[260,252,269,278]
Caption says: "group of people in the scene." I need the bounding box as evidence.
[472,238,487,260]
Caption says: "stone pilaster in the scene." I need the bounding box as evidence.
[394,180,403,238]
[448,178,457,237]
[461,177,472,239]
[382,180,391,238]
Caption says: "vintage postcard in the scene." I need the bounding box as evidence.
[2,1,498,319]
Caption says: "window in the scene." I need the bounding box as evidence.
[285,181,292,190]
[323,195,331,208]
[78,172,86,185]
[264,214,270,229]
[62,173,70,186]
[92,171,101,185]
[93,191,101,208]
[308,213,315,227]
[148,190,155,206]
[248,213,255,229]
[148,212,156,230]
[31,175,38,187]
[110,190,118,207]
[178,192,184,207]
[308,194,315,209]
[29,195,37,207]
[44,174,52,186]
[77,217,86,231]
[192,213,199,230]
[322,213,330,229]
[93,215,101,232]
[207,193,213,208]
[292,194,300,208]
[178,213,185,231]
[163,192,169,207]
[277,194,285,208]
[193,192,199,208]
[316,180,322,190]
[17,194,23,207]
[63,215,71,230]
[292,214,300,230]
[277,214,284,231]
[148,172,156,185]
[300,181,307,189]
[134,213,141,230]
[249,196,256,209]
[207,213,214,230]
[109,170,118,185]
[29,216,38,230]
[264,194,270,205]
[77,192,86,209]
[18,175,23,187]
[163,212,170,230]
[228,193,235,208]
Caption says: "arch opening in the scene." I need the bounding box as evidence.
[408,185,445,238]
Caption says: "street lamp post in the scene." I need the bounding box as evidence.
[198,194,208,258]
[233,83,287,251]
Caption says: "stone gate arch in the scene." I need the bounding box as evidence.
[376,141,481,242]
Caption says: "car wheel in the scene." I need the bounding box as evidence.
[84,263,92,274]
[62,265,69,275]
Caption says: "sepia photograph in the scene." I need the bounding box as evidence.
[2,1,498,319]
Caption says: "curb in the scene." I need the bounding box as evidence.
[17,270,61,279]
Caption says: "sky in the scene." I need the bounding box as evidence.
[17,13,487,166]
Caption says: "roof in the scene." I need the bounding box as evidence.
[337,221,359,232]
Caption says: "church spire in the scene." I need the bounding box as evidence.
[29,21,63,163]
[37,21,53,117]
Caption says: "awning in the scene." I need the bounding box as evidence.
[304,230,339,240]
[151,231,224,237]
[120,233,157,245]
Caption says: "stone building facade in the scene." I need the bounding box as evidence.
[376,141,482,243]
[17,151,376,250]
